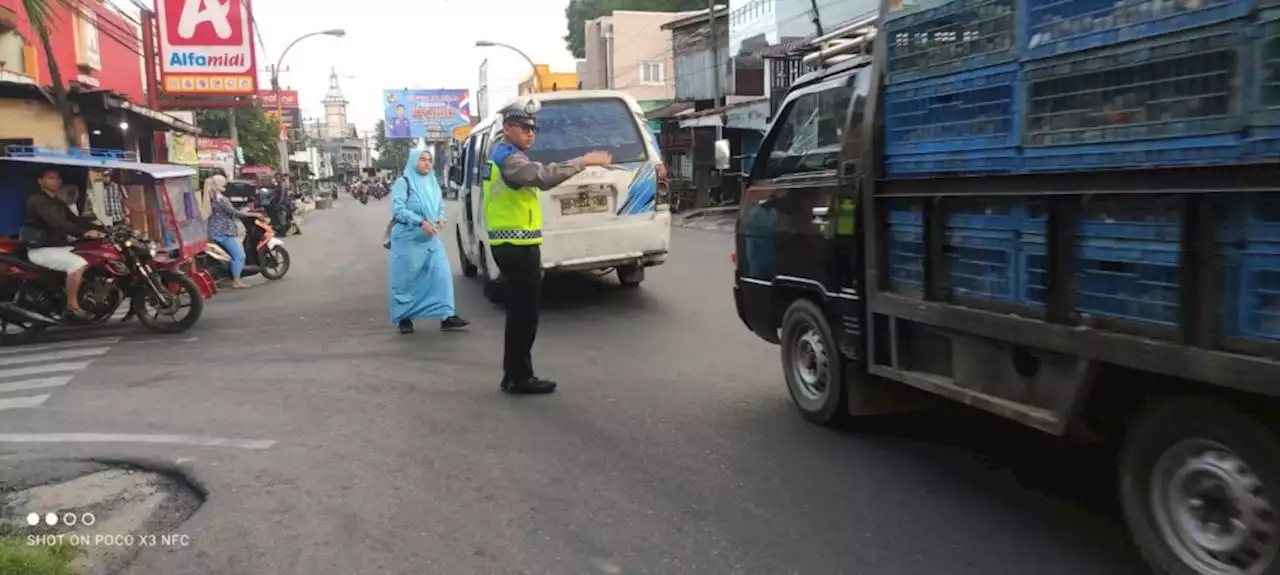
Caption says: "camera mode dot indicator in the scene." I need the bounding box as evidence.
[26,513,39,526]
[44,512,58,526]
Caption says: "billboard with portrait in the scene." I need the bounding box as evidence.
[382,89,470,139]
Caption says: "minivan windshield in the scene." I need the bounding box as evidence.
[525,98,649,165]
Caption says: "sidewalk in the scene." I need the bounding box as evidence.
[673,206,737,234]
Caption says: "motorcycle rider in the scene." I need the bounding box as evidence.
[21,169,102,321]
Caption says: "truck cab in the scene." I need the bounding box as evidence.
[735,12,1280,575]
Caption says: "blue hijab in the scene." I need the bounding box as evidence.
[392,147,445,230]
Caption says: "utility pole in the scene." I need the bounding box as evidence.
[708,0,722,141]
[228,108,239,176]
[808,0,824,36]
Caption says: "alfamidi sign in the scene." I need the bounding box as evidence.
[155,0,258,96]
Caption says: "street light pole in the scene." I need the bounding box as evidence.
[476,40,540,93]
[271,29,345,177]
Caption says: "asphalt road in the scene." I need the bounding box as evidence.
[0,198,1144,574]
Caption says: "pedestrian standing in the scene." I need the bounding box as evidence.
[387,147,470,334]
[484,98,612,394]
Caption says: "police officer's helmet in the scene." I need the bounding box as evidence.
[500,97,541,129]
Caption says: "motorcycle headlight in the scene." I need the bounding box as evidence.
[132,241,155,261]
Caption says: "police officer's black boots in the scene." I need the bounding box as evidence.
[501,377,557,394]
[440,316,470,331]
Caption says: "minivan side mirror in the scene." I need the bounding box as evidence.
[713,139,731,171]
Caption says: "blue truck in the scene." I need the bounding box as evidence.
[733,3,1280,573]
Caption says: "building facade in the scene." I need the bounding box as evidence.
[476,59,489,119]
[728,0,876,56]
[578,10,695,104]
[0,0,145,103]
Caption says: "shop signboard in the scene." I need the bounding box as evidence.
[156,0,258,95]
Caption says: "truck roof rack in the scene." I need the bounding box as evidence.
[802,15,877,69]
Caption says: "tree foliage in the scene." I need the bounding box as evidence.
[195,106,281,168]
[564,0,705,58]
[373,120,413,172]
[22,0,77,147]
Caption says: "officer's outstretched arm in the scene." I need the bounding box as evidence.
[500,152,587,191]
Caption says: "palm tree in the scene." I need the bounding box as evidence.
[21,0,78,148]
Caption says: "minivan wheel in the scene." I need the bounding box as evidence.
[780,298,847,426]
[458,228,478,278]
[1120,398,1280,575]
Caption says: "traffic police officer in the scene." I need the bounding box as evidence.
[485,97,612,394]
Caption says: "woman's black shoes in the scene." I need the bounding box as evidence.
[440,316,469,331]
[398,319,414,334]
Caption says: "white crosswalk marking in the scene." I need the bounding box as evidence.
[0,335,122,411]
[0,376,72,394]
[0,336,121,357]
[0,395,50,410]
[0,347,110,367]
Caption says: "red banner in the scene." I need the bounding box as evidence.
[258,90,299,108]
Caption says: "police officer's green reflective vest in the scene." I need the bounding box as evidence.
[822,198,857,240]
[483,160,543,246]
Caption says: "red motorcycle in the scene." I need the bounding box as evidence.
[0,225,205,345]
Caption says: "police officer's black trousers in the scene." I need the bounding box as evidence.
[491,243,541,383]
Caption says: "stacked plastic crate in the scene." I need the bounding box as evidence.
[1020,0,1248,171]
[883,0,1024,301]
[1219,195,1280,342]
[882,0,1021,178]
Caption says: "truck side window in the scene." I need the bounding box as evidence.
[763,83,854,179]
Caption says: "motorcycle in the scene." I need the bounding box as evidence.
[196,216,290,282]
[0,226,205,345]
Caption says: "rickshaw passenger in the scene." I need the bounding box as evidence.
[22,168,102,320]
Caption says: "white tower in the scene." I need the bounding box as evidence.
[322,69,347,140]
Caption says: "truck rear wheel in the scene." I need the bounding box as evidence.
[780,298,847,426]
[1120,397,1280,575]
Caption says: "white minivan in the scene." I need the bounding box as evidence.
[451,91,670,301]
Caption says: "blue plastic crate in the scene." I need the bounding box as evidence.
[885,147,1022,178]
[1244,126,1280,162]
[1021,0,1249,60]
[943,199,1022,302]
[1075,239,1182,326]
[885,0,1018,84]
[1022,134,1243,172]
[888,221,926,294]
[1019,236,1048,306]
[1225,246,1280,341]
[1018,196,1182,326]
[885,64,1021,155]
[1249,14,1280,127]
[1022,24,1245,170]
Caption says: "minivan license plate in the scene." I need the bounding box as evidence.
[561,193,608,215]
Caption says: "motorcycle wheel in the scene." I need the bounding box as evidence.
[0,316,44,347]
[260,246,291,280]
[132,271,204,334]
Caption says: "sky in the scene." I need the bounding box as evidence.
[245,0,581,135]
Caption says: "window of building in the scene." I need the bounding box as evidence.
[640,62,664,86]
[0,25,26,75]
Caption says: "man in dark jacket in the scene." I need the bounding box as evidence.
[23,169,101,320]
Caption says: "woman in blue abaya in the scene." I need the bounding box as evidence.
[388,147,470,334]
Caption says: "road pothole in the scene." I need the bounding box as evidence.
[0,463,203,575]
